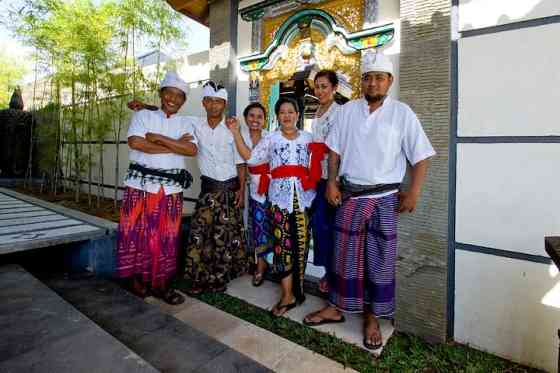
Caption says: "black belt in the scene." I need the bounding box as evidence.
[128,162,193,189]
[340,176,400,201]
[200,175,240,194]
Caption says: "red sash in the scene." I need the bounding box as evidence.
[248,163,271,195]
[248,142,328,195]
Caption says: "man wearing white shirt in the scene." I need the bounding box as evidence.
[184,81,247,295]
[303,52,435,350]
[116,72,198,306]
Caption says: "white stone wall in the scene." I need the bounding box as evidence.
[454,2,560,371]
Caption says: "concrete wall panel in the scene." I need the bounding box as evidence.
[454,250,559,372]
[459,0,560,31]
[458,23,560,136]
[456,143,560,256]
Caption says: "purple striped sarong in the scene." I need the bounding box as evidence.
[328,193,398,317]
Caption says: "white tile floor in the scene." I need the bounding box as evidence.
[226,275,394,357]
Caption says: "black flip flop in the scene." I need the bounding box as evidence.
[363,338,383,350]
[153,289,185,305]
[252,273,264,287]
[303,314,345,326]
[271,300,297,317]
[210,284,227,294]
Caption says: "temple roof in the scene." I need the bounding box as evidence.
[166,0,209,26]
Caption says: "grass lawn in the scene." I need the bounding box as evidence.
[175,279,543,373]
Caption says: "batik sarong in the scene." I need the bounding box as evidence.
[247,197,273,264]
[116,187,183,290]
[328,193,398,317]
[270,195,310,304]
[185,185,247,289]
[310,179,336,273]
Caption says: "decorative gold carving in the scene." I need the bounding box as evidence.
[262,0,364,50]
[260,1,364,116]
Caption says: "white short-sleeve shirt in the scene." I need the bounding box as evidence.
[193,118,244,181]
[326,97,435,195]
[242,128,269,203]
[125,109,198,195]
[248,130,316,213]
[311,102,341,180]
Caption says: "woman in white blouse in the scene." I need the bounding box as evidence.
[246,97,316,316]
[309,70,342,294]
[226,103,272,287]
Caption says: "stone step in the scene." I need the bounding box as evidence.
[0,264,159,373]
[146,292,359,373]
[45,274,273,373]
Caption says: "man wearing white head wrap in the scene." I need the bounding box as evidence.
[116,71,198,306]
[304,51,436,350]
[184,80,248,295]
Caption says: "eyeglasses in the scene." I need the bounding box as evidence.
[203,81,225,91]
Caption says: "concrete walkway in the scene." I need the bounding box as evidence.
[225,275,394,356]
[147,290,359,373]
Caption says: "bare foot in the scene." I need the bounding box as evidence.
[363,313,383,349]
[318,276,329,293]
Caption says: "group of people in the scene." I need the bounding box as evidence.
[115,51,435,350]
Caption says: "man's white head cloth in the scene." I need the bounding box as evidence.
[160,71,189,96]
[202,81,228,101]
[360,51,394,76]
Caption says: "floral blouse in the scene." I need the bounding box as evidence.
[247,130,316,213]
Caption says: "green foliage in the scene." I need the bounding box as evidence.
[0,52,26,108]
[7,0,186,201]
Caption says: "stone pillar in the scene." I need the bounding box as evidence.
[208,0,239,115]
[395,0,451,343]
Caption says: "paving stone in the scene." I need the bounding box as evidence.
[0,265,159,373]
[46,275,271,373]
[195,349,272,373]
[273,347,358,373]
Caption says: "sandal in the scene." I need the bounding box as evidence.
[252,273,264,287]
[152,288,185,305]
[210,284,227,293]
[303,313,345,326]
[271,300,297,317]
[185,286,205,297]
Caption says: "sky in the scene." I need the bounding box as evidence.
[0,0,210,84]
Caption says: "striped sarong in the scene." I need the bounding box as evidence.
[328,193,398,317]
[116,187,183,290]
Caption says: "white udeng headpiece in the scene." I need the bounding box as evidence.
[160,71,189,95]
[202,81,228,101]
[360,51,394,75]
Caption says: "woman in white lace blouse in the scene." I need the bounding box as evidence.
[247,97,316,317]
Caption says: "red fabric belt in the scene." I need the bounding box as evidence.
[248,163,271,195]
[248,142,328,195]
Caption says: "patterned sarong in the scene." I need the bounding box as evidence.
[247,197,273,263]
[116,187,183,290]
[270,195,310,303]
[328,193,398,317]
[310,179,336,273]
[185,188,247,289]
